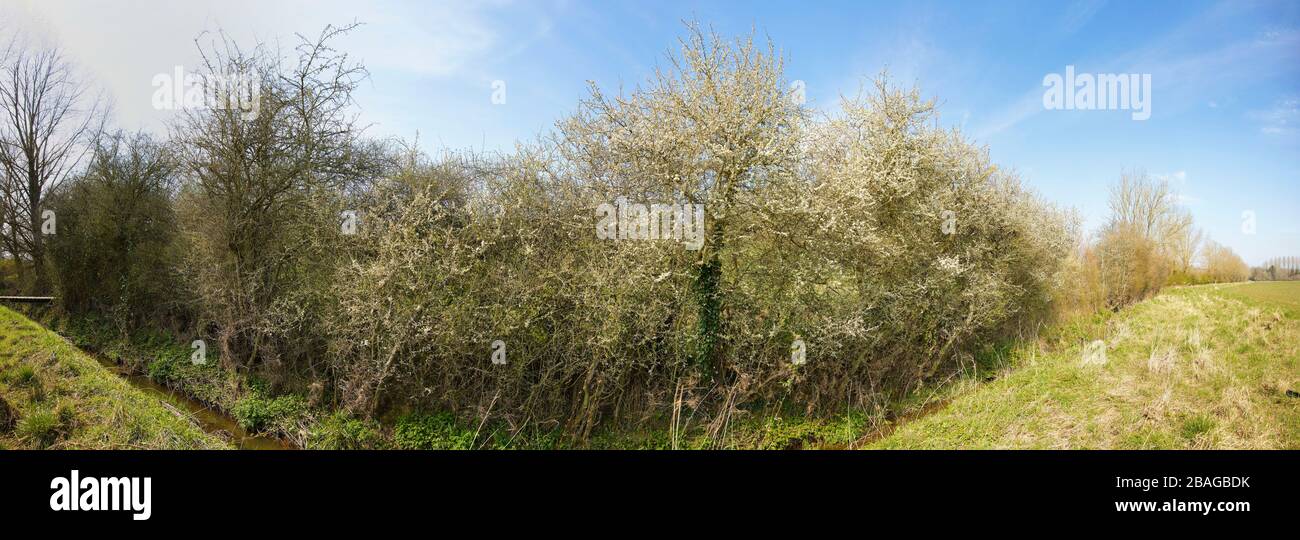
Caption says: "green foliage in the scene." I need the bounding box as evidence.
[232,394,308,434]
[755,416,848,450]
[16,407,61,448]
[230,396,269,432]
[1180,414,1215,442]
[4,364,37,387]
[45,131,186,326]
[392,412,474,450]
[145,349,183,383]
[307,411,384,449]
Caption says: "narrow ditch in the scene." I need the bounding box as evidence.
[848,398,953,448]
[87,352,291,450]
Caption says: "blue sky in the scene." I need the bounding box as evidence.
[6,0,1298,264]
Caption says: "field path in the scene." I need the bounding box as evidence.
[870,282,1300,449]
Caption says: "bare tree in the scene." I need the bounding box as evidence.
[1097,170,1197,307]
[173,24,376,370]
[1107,170,1182,242]
[1202,239,1249,282]
[0,38,103,293]
[1168,222,1202,273]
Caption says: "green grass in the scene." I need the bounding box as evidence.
[1220,280,1300,315]
[871,282,1300,449]
[52,313,246,414]
[0,306,228,449]
[41,311,314,445]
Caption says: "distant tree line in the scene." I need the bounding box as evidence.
[1058,169,1250,315]
[1252,256,1300,281]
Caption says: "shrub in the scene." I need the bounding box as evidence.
[1202,240,1249,283]
[232,394,308,434]
[392,412,475,450]
[172,24,382,385]
[1095,223,1166,309]
[307,411,384,449]
[323,26,1077,439]
[45,131,186,326]
[18,22,1167,442]
[4,364,37,387]
[145,352,182,384]
[16,407,61,448]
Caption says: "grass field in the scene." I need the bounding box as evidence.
[871,281,1300,449]
[1218,280,1300,314]
[0,306,228,449]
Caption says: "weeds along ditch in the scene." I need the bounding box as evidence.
[15,302,1062,450]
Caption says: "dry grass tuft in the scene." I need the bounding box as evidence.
[1080,340,1107,366]
[1146,345,1178,375]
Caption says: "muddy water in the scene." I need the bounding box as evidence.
[91,356,291,450]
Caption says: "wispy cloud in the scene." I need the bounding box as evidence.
[1060,0,1107,35]
[973,2,1299,138]
[5,0,555,132]
[974,87,1043,139]
[1251,97,1299,135]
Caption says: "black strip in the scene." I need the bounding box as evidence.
[3,450,1291,529]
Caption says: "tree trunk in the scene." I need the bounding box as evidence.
[693,244,723,380]
[692,190,730,382]
[28,173,47,294]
